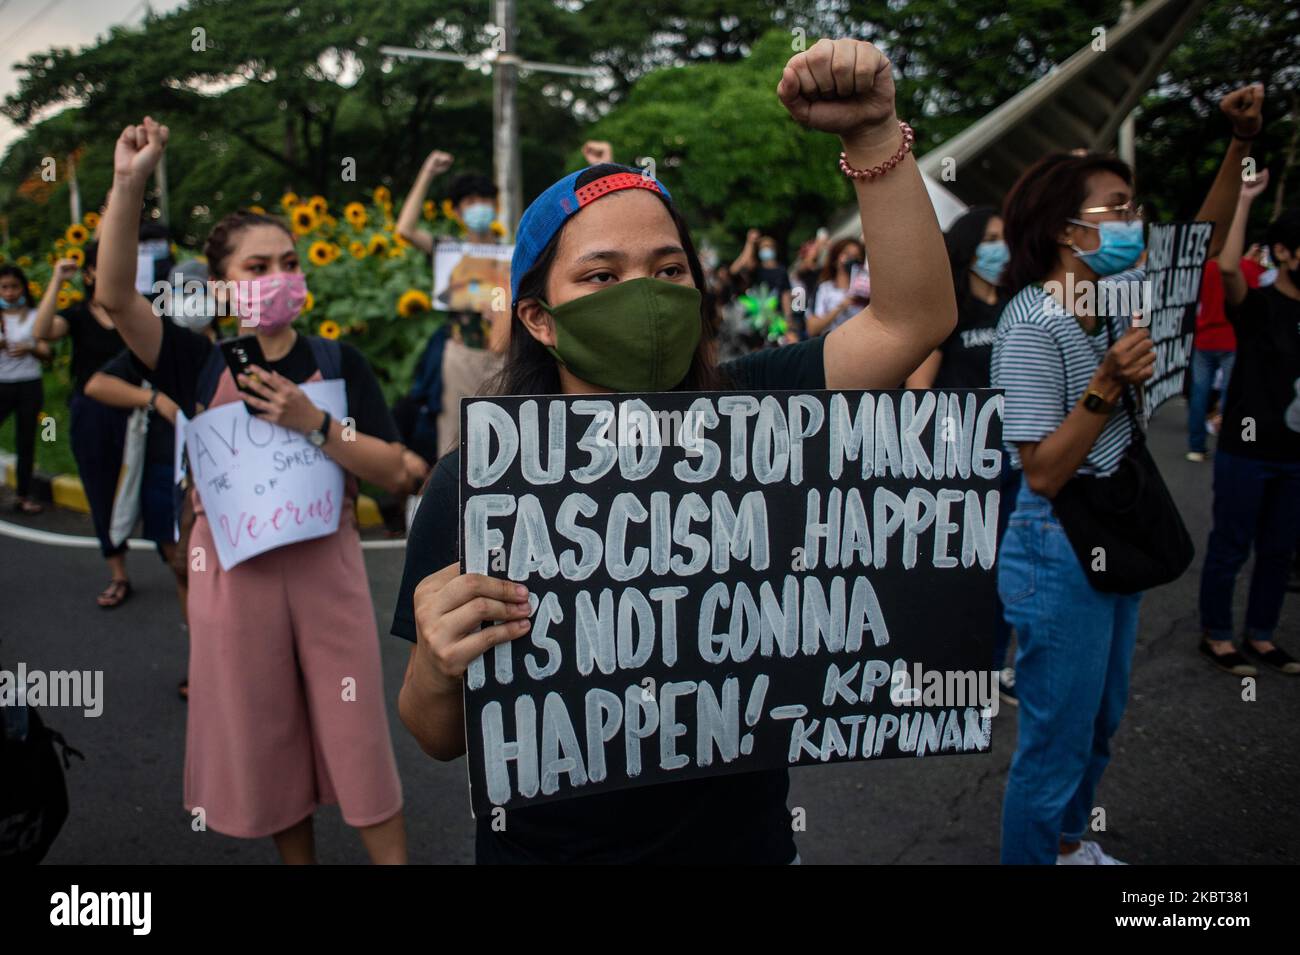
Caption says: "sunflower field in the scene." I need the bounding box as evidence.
[2,186,504,406]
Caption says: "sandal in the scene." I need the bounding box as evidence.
[1242,640,1300,675]
[97,579,133,610]
[1198,639,1256,677]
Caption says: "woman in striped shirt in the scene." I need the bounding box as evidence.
[990,84,1264,865]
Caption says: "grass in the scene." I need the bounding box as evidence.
[0,362,78,477]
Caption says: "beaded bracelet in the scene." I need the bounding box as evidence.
[839,121,916,181]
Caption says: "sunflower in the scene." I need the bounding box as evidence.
[423,200,436,221]
[16,255,31,268]
[322,214,338,229]
[387,244,405,259]
[344,202,367,228]
[397,288,432,317]
[55,238,67,250]
[82,211,101,230]
[66,223,89,245]
[66,247,86,268]
[249,204,267,215]
[367,233,389,256]
[373,185,392,207]
[67,289,84,303]
[56,291,71,309]
[303,291,315,313]
[28,281,41,298]
[441,198,455,218]
[317,319,341,340]
[348,240,366,260]
[291,205,318,235]
[308,241,334,266]
[490,220,507,237]
[280,191,300,211]
[308,195,328,217]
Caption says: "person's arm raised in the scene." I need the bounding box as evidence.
[1197,84,1265,259]
[395,150,452,256]
[1218,169,1269,308]
[32,259,77,341]
[778,39,955,390]
[98,116,169,369]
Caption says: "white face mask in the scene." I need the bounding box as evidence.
[170,293,214,332]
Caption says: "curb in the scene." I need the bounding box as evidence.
[0,451,384,528]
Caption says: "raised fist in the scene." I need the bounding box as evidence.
[1221,83,1264,138]
[777,39,897,143]
[424,150,454,176]
[114,116,168,184]
[582,140,613,165]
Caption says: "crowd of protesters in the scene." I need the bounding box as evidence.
[2,35,1297,866]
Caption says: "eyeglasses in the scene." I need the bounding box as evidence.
[1076,201,1144,223]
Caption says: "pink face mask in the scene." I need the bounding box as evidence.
[236,273,308,332]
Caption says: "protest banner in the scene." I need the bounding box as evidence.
[185,380,347,570]
[460,389,1003,814]
[433,240,513,313]
[1142,221,1213,418]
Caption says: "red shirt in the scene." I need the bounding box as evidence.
[1195,258,1264,352]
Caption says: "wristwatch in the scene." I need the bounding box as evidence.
[1082,389,1116,414]
[307,410,331,448]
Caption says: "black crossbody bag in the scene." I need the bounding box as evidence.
[1048,317,1194,594]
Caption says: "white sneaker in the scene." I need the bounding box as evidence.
[1185,451,1206,463]
[1056,840,1127,865]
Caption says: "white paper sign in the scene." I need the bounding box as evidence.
[173,409,188,543]
[432,240,513,313]
[136,238,169,295]
[184,380,347,570]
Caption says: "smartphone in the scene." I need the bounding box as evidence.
[219,335,268,415]
[848,264,871,303]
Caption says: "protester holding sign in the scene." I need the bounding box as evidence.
[991,82,1264,865]
[396,154,508,460]
[95,116,413,864]
[1197,174,1300,677]
[806,237,867,337]
[393,37,958,863]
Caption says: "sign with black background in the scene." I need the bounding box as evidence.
[1143,220,1212,417]
[460,390,1003,815]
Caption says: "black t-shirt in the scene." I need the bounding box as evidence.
[61,304,126,396]
[933,294,1007,390]
[1219,286,1300,462]
[390,340,825,863]
[741,265,792,300]
[99,348,174,467]
[138,318,400,444]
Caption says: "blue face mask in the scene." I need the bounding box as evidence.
[971,240,1009,284]
[758,247,776,264]
[461,203,496,234]
[1067,219,1145,276]
[0,296,22,309]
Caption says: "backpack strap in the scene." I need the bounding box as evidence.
[195,345,227,413]
[307,335,343,380]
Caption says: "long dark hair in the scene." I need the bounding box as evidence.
[489,194,723,396]
[818,237,865,285]
[1002,153,1134,296]
[0,264,35,309]
[944,206,998,309]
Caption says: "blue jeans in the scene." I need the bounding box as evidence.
[1187,349,1235,453]
[1198,449,1300,642]
[998,483,1142,864]
[992,462,1022,669]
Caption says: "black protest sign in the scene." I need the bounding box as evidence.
[459,390,1003,815]
[1143,221,1213,416]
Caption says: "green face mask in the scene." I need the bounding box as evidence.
[541,277,702,392]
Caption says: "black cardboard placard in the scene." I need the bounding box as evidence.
[460,389,1003,815]
[1143,220,1213,417]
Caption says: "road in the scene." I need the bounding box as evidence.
[2,404,1296,864]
